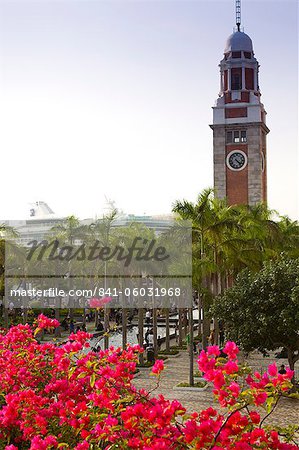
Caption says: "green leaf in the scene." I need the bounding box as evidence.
[77,372,87,379]
[90,372,96,387]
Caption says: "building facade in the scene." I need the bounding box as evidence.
[3,202,173,246]
[210,28,269,205]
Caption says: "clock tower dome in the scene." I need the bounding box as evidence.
[210,1,269,205]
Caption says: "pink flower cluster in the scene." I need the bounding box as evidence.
[89,296,112,308]
[198,341,294,410]
[36,314,60,330]
[151,359,164,375]
[0,322,297,449]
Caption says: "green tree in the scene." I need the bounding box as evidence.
[86,209,118,349]
[0,224,18,327]
[277,216,299,259]
[50,215,86,327]
[212,257,299,379]
[51,215,85,244]
[173,189,245,348]
[0,226,6,326]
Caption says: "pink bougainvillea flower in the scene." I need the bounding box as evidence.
[223,360,239,375]
[253,391,268,406]
[268,362,278,377]
[151,359,164,375]
[33,314,60,336]
[285,368,295,379]
[0,320,297,450]
[36,314,59,330]
[223,341,239,359]
[207,345,221,357]
[89,296,112,308]
[249,411,261,424]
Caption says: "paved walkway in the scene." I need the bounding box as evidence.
[133,349,299,428]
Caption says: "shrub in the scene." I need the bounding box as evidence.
[0,317,298,449]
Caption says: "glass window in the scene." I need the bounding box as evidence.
[244,52,252,59]
[226,130,247,144]
[233,131,240,143]
[231,68,242,90]
[226,131,233,143]
[241,130,247,142]
[232,51,241,58]
[227,130,247,144]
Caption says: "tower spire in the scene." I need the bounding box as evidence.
[236,0,241,31]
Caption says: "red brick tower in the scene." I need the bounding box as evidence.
[210,2,269,205]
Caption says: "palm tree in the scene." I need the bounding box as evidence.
[165,308,170,353]
[0,225,6,326]
[86,209,118,349]
[173,189,240,348]
[51,215,84,244]
[0,224,21,328]
[178,308,183,348]
[50,215,86,330]
[276,216,299,259]
[0,227,7,327]
[138,307,144,365]
[173,190,280,348]
[115,222,156,361]
[121,303,127,351]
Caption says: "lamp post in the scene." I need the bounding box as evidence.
[104,260,109,350]
[188,305,194,387]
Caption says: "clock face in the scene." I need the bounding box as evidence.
[226,151,247,171]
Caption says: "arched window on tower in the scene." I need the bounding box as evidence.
[231,68,242,90]
[232,51,241,58]
[245,68,254,90]
[223,70,228,91]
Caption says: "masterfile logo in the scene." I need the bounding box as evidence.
[5,221,192,309]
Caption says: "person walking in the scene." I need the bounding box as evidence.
[186,332,190,354]
[145,310,151,325]
[208,330,215,346]
[278,364,287,375]
[147,329,154,347]
[174,320,179,344]
[69,319,75,334]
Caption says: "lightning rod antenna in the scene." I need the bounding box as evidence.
[236,0,241,31]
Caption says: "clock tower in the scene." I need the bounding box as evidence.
[210,1,269,205]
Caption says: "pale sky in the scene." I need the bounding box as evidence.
[0,0,298,220]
